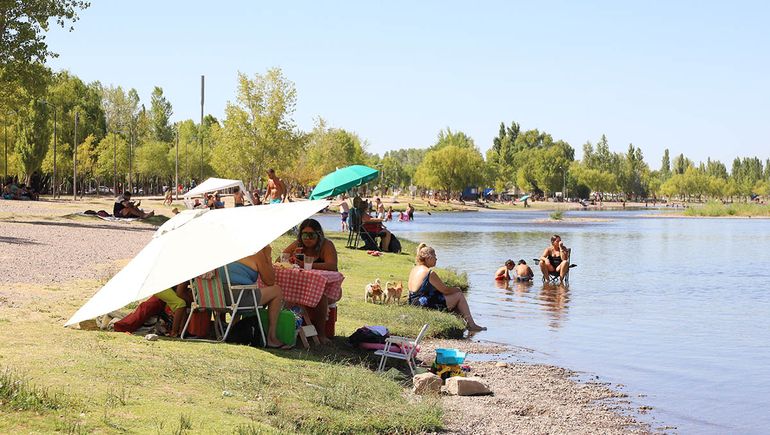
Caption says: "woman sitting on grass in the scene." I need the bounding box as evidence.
[408,243,486,332]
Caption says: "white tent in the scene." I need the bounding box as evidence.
[65,200,329,326]
[184,177,254,206]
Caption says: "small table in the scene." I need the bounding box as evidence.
[258,267,344,307]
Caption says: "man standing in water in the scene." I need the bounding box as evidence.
[266,168,286,204]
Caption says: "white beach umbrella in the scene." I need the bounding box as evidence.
[65,200,329,326]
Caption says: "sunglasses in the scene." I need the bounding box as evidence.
[300,232,318,240]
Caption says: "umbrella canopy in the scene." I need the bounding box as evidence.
[518,194,531,201]
[309,165,379,200]
[184,177,254,205]
[65,200,329,326]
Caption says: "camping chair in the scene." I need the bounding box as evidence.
[375,324,429,376]
[346,208,380,250]
[534,248,577,285]
[180,266,266,345]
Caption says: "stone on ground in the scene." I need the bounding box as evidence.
[413,373,443,395]
[445,376,492,396]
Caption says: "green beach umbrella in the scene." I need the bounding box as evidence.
[309,165,379,200]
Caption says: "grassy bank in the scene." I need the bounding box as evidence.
[682,201,770,217]
[0,222,466,433]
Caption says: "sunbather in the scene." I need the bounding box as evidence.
[225,245,288,349]
[408,243,486,332]
[113,191,154,219]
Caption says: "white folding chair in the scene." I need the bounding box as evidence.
[375,324,429,376]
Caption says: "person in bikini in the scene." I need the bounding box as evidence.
[539,234,570,284]
[266,168,286,204]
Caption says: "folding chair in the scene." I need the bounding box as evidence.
[180,265,266,345]
[346,208,380,250]
[375,324,429,376]
[534,249,577,285]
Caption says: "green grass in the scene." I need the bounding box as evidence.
[0,228,464,433]
[549,210,564,220]
[683,201,770,217]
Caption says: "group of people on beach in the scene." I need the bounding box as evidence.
[2,179,39,201]
[495,234,571,285]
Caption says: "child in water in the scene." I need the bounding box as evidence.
[513,259,534,282]
[495,259,515,281]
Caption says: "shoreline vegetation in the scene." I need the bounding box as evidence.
[0,199,650,433]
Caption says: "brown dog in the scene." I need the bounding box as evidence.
[365,278,384,303]
[385,281,403,304]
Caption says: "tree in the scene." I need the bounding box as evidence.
[432,127,476,150]
[0,0,89,105]
[413,145,485,199]
[14,100,50,184]
[212,68,299,187]
[660,149,671,179]
[149,86,173,142]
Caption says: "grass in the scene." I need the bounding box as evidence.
[549,210,564,220]
[0,221,464,433]
[683,201,770,217]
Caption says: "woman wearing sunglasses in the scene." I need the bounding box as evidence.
[282,218,338,344]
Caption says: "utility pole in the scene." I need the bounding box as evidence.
[113,130,117,196]
[73,111,78,200]
[3,119,7,183]
[52,107,57,198]
[175,126,179,200]
[199,75,204,183]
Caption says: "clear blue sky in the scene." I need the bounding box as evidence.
[47,1,770,166]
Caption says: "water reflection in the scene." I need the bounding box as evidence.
[539,283,569,329]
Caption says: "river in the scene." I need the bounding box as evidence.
[317,209,770,434]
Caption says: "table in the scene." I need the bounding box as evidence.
[258,267,344,307]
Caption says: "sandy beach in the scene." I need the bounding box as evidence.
[0,199,651,433]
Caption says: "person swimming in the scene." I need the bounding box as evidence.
[495,259,515,281]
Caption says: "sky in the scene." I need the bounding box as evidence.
[46,1,770,166]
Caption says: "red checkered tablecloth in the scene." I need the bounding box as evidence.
[258,267,344,307]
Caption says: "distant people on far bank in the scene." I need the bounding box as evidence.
[408,243,486,332]
[539,234,570,284]
[266,168,287,203]
[113,191,154,219]
[2,180,39,201]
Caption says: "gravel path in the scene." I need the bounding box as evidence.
[0,216,154,285]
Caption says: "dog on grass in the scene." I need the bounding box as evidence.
[385,281,403,304]
[365,278,384,303]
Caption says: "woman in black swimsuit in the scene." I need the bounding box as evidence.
[539,234,570,284]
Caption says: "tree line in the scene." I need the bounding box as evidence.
[2,1,768,201]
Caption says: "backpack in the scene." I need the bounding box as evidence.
[348,326,389,346]
[387,234,402,254]
[225,316,265,347]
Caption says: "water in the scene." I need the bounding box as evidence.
[316,210,770,434]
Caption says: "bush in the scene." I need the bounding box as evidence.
[549,211,564,220]
[437,267,469,291]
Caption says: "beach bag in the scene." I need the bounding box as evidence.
[387,234,402,254]
[348,326,389,346]
[226,316,264,347]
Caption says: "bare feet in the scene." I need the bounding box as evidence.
[467,324,487,332]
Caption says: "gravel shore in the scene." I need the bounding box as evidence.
[1,199,651,434]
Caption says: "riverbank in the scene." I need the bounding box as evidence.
[0,200,649,433]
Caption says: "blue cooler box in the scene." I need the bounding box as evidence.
[435,348,466,365]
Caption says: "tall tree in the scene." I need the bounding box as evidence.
[0,0,89,106]
[414,145,485,199]
[432,127,476,150]
[149,86,173,142]
[660,149,671,179]
[14,100,50,184]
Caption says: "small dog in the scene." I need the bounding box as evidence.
[385,281,403,304]
[365,278,384,303]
